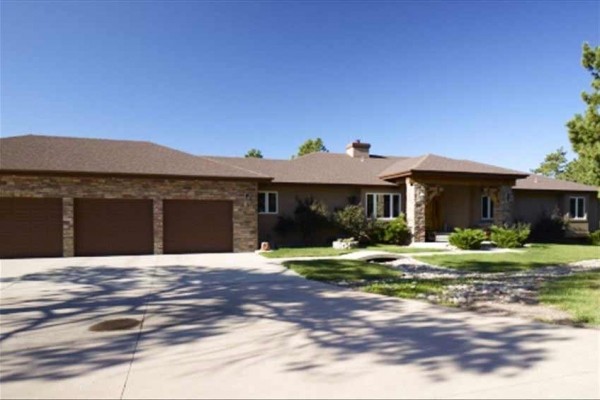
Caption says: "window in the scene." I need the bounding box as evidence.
[366,193,401,219]
[481,195,494,220]
[569,196,586,220]
[258,191,278,214]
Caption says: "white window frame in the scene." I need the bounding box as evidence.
[258,191,278,214]
[365,193,402,220]
[569,196,586,220]
[481,195,494,221]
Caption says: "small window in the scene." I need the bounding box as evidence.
[366,193,402,219]
[481,195,494,220]
[569,196,586,220]
[258,191,278,214]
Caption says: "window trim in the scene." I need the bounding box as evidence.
[365,193,402,220]
[481,195,494,221]
[258,191,278,214]
[569,196,586,220]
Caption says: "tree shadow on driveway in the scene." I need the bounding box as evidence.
[0,263,572,384]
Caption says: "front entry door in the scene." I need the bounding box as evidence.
[426,195,444,231]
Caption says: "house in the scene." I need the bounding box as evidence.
[210,140,599,246]
[0,135,598,258]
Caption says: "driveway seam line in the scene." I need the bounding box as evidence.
[119,262,157,400]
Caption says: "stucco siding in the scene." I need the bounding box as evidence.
[257,184,404,246]
[514,191,562,223]
[514,190,599,236]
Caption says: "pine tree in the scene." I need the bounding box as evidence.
[566,43,600,186]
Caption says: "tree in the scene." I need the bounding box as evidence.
[244,148,263,158]
[296,138,328,157]
[565,43,600,186]
[563,156,598,185]
[531,147,568,178]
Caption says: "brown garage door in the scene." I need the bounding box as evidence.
[0,198,63,258]
[163,200,233,254]
[74,199,153,256]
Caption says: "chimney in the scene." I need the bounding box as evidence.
[346,140,371,158]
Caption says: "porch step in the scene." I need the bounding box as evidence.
[434,232,452,243]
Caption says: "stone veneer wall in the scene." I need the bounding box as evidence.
[405,178,427,242]
[493,185,514,226]
[0,174,258,255]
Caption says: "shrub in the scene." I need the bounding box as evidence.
[590,230,600,246]
[369,220,389,243]
[490,223,530,248]
[449,228,487,250]
[274,215,295,237]
[382,214,412,245]
[529,212,567,243]
[274,197,333,245]
[334,205,374,243]
[334,205,387,244]
[293,197,331,242]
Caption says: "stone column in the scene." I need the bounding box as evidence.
[405,178,427,242]
[153,198,163,255]
[493,185,514,226]
[62,197,74,257]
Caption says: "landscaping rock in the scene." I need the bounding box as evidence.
[374,257,600,320]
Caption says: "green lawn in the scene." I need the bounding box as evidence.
[364,244,446,254]
[261,245,445,259]
[283,259,401,282]
[415,244,600,272]
[284,255,600,326]
[539,270,600,326]
[284,259,462,305]
[260,247,354,258]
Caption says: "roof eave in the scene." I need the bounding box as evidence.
[513,186,599,193]
[0,169,274,182]
[379,169,529,182]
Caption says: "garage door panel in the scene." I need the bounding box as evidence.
[0,198,63,258]
[74,199,153,256]
[163,200,233,253]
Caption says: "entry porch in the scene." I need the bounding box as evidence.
[399,174,517,243]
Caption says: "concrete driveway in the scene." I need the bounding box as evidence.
[1,253,598,399]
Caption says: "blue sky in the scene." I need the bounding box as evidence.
[1,1,598,171]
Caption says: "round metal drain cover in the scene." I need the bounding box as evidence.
[89,318,141,332]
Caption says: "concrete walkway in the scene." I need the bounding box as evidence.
[1,253,598,399]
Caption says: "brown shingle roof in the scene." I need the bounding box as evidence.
[0,135,270,180]
[379,153,528,179]
[208,153,404,186]
[514,174,598,192]
[4,135,595,193]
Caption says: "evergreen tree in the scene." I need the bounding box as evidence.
[565,43,600,186]
[531,147,568,178]
[296,138,328,157]
[244,148,263,158]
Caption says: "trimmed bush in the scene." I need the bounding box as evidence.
[590,230,600,246]
[382,214,412,245]
[449,228,487,250]
[490,223,530,248]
